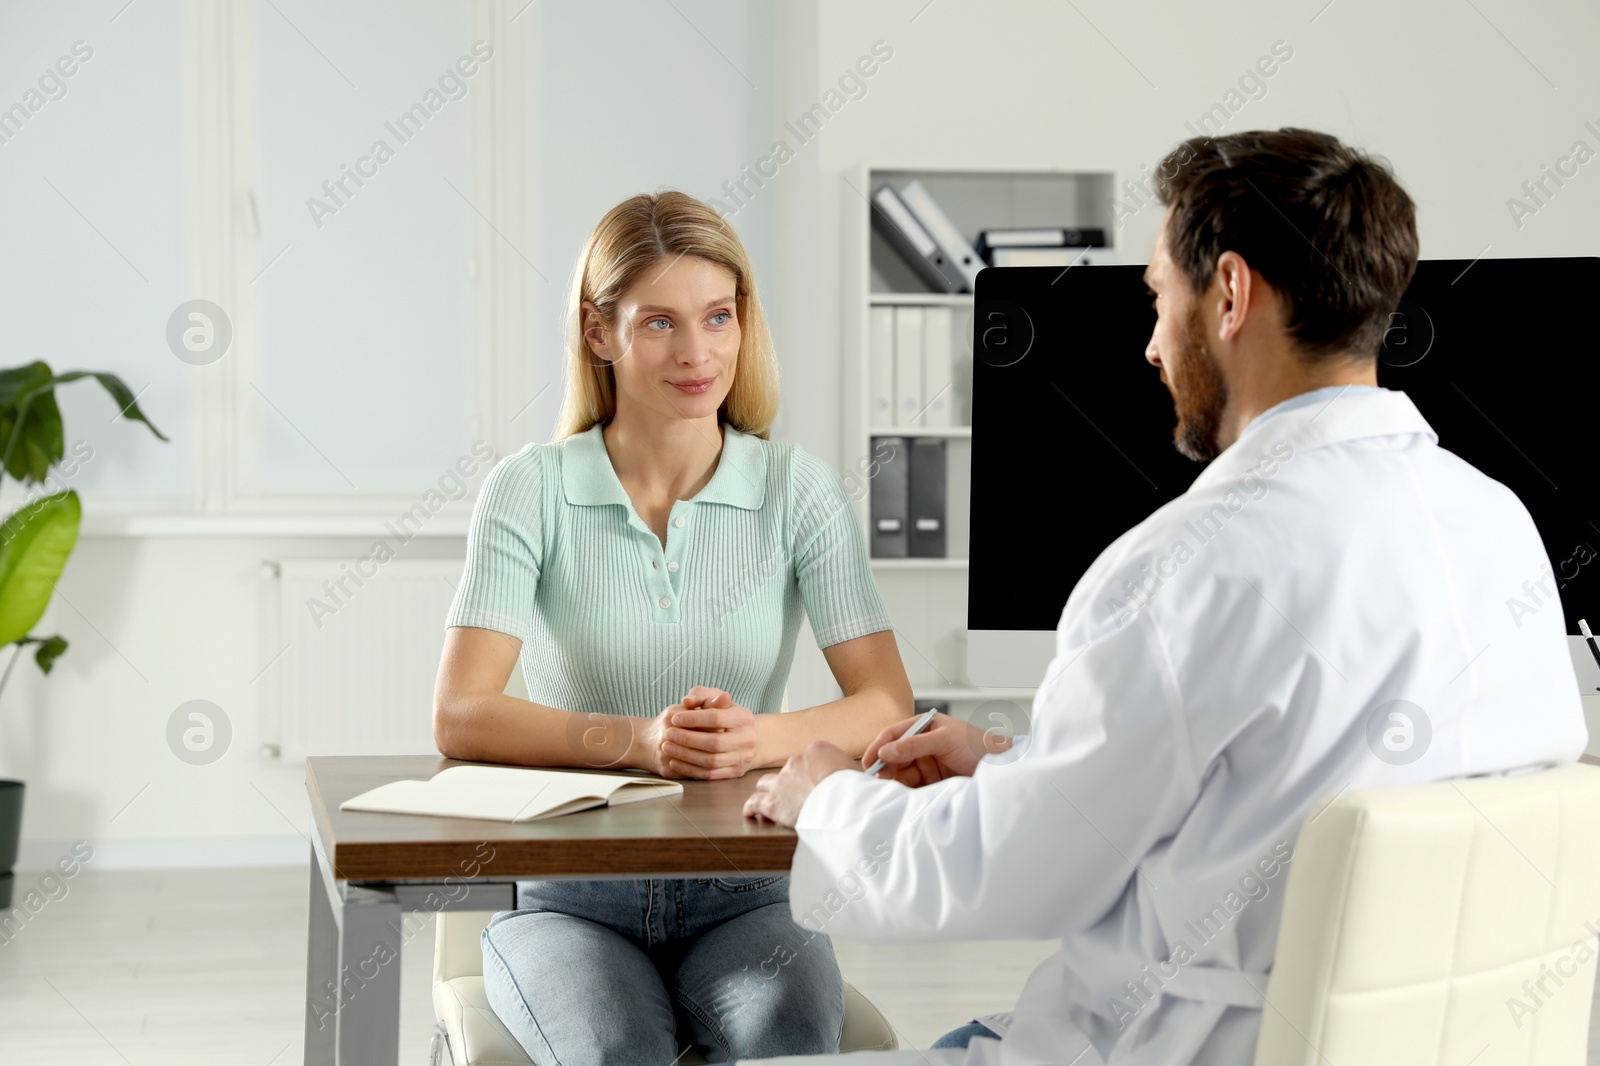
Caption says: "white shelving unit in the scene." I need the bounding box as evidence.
[866,425,971,439]
[843,165,1115,708]
[870,557,969,571]
[912,686,1037,702]
[866,292,973,307]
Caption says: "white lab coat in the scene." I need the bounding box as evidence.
[757,388,1588,1066]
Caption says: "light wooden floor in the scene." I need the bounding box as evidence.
[0,866,1053,1063]
[4,866,1599,1064]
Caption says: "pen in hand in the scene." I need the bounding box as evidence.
[863,707,940,777]
[1580,619,1600,673]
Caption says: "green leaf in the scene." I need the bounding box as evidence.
[29,371,169,444]
[31,634,68,674]
[0,363,57,484]
[18,390,63,483]
[0,490,81,646]
[0,362,52,410]
[1,367,167,486]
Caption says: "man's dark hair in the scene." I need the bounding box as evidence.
[1154,128,1418,359]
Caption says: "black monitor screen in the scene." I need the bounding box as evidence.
[968,257,1600,636]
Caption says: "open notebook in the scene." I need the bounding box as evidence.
[339,765,683,823]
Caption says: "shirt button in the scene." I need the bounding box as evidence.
[667,561,679,573]
[673,516,685,528]
[659,596,672,609]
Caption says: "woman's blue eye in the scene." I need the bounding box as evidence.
[709,312,732,326]
[645,317,670,330]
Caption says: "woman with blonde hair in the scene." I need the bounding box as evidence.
[434,190,912,1064]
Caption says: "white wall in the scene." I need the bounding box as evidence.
[9,0,1600,866]
[6,535,472,869]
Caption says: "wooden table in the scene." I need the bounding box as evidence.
[302,755,796,1066]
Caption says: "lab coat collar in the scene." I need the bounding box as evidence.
[1190,386,1437,493]
[561,422,767,509]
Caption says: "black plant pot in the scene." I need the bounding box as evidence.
[0,779,22,910]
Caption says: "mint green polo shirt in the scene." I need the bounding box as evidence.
[445,423,893,719]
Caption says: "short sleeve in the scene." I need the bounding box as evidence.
[790,449,893,649]
[445,445,543,643]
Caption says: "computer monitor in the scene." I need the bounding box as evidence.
[966,256,1600,696]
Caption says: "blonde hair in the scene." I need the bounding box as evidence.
[553,191,779,440]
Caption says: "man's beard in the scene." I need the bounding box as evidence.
[1167,305,1228,462]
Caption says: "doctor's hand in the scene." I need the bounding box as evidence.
[863,712,1006,787]
[659,686,760,780]
[743,741,858,826]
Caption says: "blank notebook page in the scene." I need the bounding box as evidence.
[339,765,682,822]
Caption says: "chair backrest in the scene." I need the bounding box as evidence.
[1254,762,1600,1066]
[435,910,495,984]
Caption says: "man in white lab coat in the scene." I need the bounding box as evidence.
[741,128,1588,1065]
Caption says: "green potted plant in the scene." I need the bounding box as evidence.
[0,362,165,908]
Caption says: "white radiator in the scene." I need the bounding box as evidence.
[262,557,464,760]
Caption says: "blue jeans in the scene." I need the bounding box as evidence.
[482,875,843,1065]
[931,1020,1001,1048]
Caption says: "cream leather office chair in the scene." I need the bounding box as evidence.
[1254,762,1600,1066]
[429,909,898,1065]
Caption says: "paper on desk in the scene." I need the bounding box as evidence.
[339,765,683,822]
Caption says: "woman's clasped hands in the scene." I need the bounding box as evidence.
[641,685,762,780]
